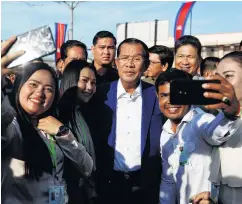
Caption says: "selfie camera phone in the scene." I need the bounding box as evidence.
[6,25,56,68]
[170,79,221,105]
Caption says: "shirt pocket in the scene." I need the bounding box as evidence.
[168,142,196,173]
[183,142,198,172]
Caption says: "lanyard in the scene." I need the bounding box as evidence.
[39,130,59,180]
[48,136,57,171]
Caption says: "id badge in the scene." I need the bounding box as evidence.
[180,151,188,166]
[49,184,66,204]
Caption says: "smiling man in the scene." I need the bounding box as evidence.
[155,69,241,204]
[174,35,202,77]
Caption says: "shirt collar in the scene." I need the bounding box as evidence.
[182,106,204,122]
[117,79,142,99]
[162,106,204,133]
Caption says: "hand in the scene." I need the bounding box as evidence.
[1,36,25,76]
[202,74,240,116]
[189,191,214,204]
[37,116,63,136]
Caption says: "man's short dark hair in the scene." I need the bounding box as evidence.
[60,40,88,60]
[175,35,202,57]
[92,31,117,46]
[117,38,149,69]
[155,68,192,93]
[200,57,220,76]
[149,45,174,70]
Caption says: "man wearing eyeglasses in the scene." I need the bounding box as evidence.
[143,45,174,84]
[90,38,164,204]
[175,35,202,77]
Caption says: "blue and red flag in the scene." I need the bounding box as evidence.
[55,23,67,61]
[174,1,196,41]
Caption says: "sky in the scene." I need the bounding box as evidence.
[1,1,242,59]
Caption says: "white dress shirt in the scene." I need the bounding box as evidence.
[159,107,241,204]
[114,80,142,172]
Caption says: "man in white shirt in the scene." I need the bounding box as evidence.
[155,69,241,204]
[90,38,164,204]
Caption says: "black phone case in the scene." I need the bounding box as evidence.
[170,79,221,105]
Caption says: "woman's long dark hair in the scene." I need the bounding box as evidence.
[59,59,96,96]
[58,60,96,158]
[220,51,242,66]
[58,59,96,124]
[10,62,59,179]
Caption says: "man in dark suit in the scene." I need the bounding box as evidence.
[91,31,119,85]
[90,38,164,204]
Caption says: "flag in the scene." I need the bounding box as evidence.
[55,23,67,61]
[174,2,196,41]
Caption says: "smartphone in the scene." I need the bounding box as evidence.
[170,79,221,105]
[6,25,56,68]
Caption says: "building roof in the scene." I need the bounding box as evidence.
[148,32,242,48]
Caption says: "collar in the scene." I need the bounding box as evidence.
[162,106,204,133]
[182,106,204,122]
[117,79,142,100]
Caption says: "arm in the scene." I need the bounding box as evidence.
[38,116,93,177]
[196,112,241,146]
[1,36,25,148]
[197,73,241,145]
[1,93,18,150]
[1,36,25,79]
[55,131,93,177]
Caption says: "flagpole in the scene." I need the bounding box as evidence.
[190,10,192,35]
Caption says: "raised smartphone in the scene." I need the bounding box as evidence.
[6,25,56,68]
[170,79,221,105]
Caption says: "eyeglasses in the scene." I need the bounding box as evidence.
[118,56,144,64]
[149,60,161,66]
[175,54,196,61]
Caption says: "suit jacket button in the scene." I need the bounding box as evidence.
[124,173,130,179]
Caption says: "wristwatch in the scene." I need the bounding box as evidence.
[56,125,70,137]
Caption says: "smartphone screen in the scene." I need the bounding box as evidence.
[6,25,56,68]
[170,79,221,105]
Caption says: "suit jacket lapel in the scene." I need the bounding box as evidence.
[106,81,118,148]
[141,82,156,155]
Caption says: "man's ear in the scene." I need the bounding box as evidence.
[156,92,159,98]
[59,59,65,74]
[197,67,201,76]
[115,58,119,70]
[204,71,213,77]
[91,45,95,54]
[162,63,169,72]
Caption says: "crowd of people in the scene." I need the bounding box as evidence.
[1,31,242,204]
